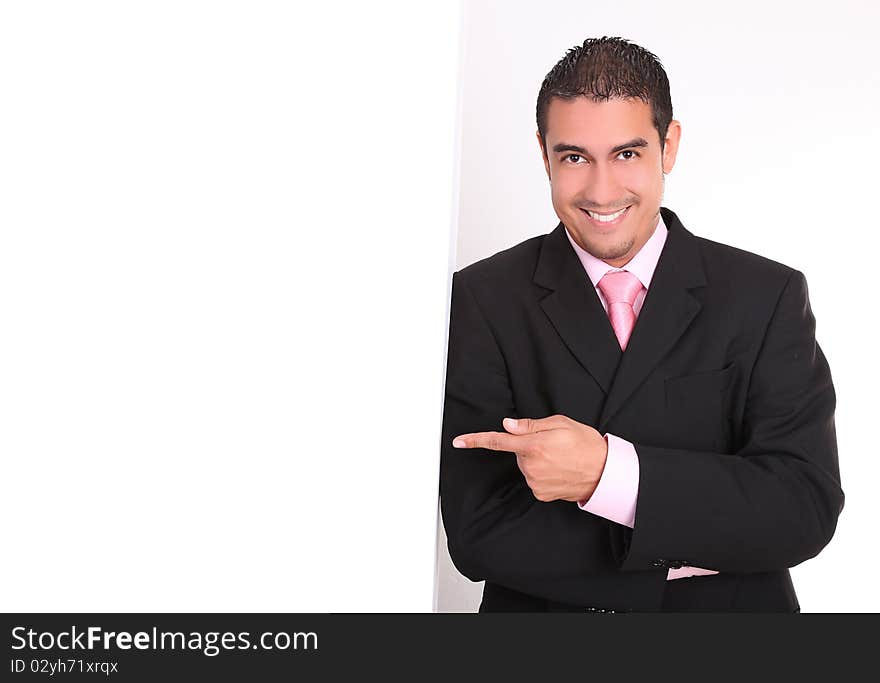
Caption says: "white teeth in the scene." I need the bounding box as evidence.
[586,207,627,222]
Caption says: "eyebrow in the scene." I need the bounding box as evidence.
[551,137,649,156]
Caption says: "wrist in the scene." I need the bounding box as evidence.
[578,434,609,505]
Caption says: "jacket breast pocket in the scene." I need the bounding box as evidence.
[664,364,735,451]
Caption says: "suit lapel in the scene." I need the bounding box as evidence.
[533,208,707,426]
[534,223,622,394]
[598,208,707,429]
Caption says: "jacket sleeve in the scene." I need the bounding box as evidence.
[439,271,624,605]
[612,270,845,573]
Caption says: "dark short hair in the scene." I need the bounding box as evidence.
[536,36,673,150]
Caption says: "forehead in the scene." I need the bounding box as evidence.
[544,96,656,147]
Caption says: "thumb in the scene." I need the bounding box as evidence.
[502,416,541,434]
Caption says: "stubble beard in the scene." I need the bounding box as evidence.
[580,234,637,262]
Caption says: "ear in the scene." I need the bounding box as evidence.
[662,120,682,174]
[536,130,551,181]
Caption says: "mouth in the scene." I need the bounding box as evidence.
[580,205,631,228]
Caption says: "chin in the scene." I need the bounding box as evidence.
[582,235,636,262]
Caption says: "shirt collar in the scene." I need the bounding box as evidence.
[564,212,669,290]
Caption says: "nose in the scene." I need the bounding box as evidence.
[585,162,624,209]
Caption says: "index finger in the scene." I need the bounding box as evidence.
[452,431,525,453]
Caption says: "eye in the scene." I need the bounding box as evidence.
[563,154,586,164]
[617,150,640,160]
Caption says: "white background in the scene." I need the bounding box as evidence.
[436,0,880,612]
[0,1,462,612]
[0,0,876,616]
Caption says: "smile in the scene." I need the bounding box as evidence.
[581,205,631,226]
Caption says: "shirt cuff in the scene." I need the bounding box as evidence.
[666,566,720,580]
[577,433,638,528]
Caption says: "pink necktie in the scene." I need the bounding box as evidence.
[597,271,643,351]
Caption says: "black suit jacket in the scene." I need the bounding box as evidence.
[439,207,844,612]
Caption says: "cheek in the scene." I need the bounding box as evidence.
[550,175,580,206]
[625,167,661,200]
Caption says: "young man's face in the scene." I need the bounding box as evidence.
[538,96,681,267]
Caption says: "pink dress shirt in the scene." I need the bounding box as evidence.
[564,214,719,581]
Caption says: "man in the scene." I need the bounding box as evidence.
[439,37,843,612]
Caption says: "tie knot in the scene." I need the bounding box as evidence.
[597,270,642,306]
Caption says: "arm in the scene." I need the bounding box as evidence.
[610,270,844,573]
[580,434,719,579]
[439,271,622,605]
